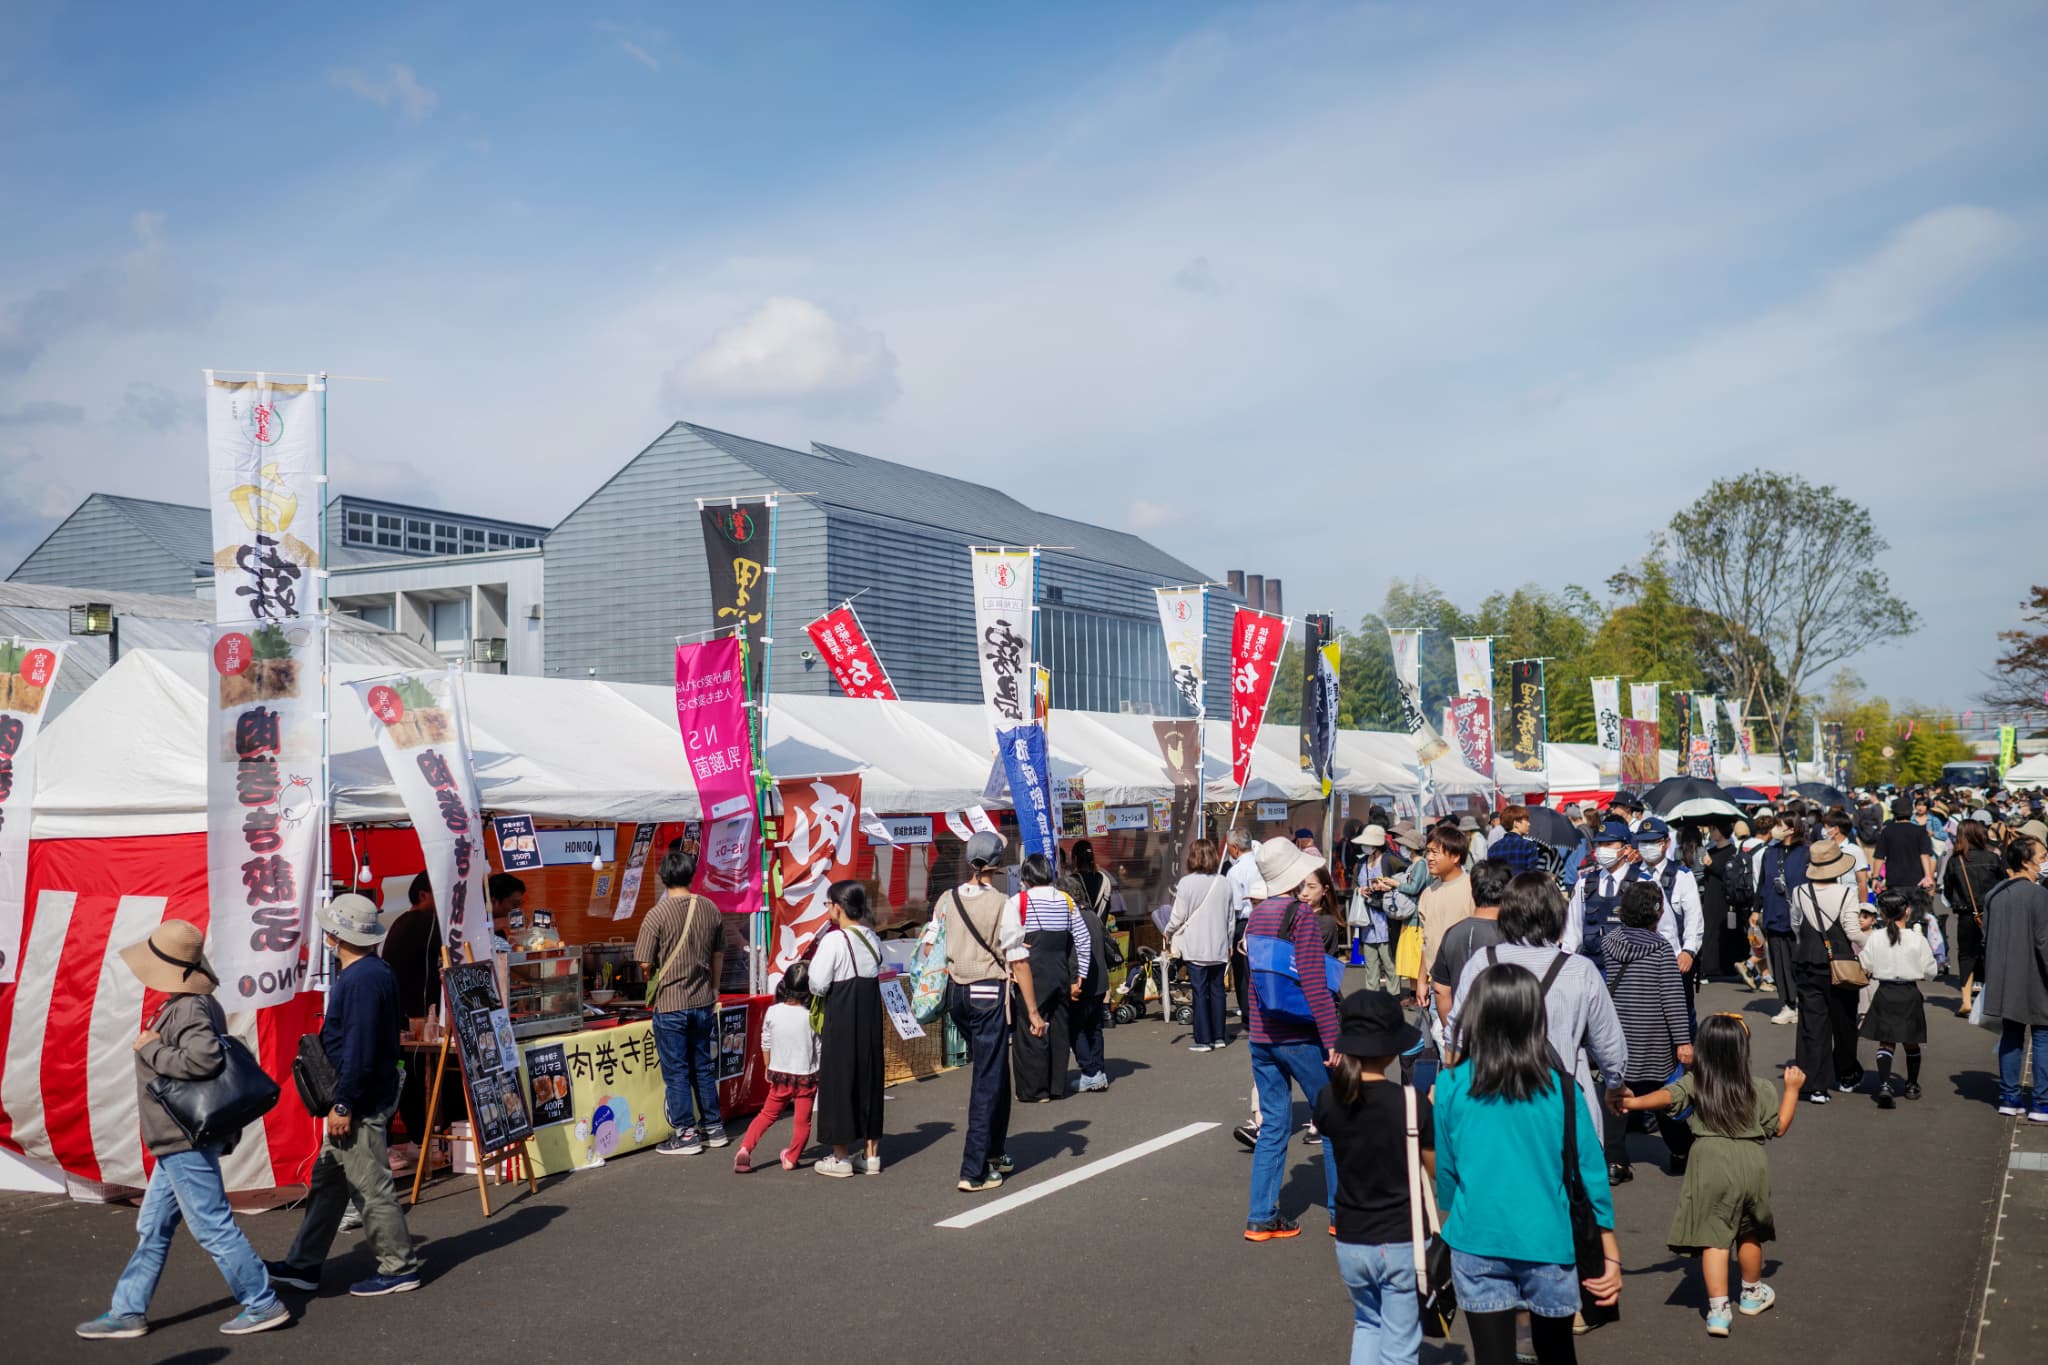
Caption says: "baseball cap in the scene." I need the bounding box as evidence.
[963,831,1005,868]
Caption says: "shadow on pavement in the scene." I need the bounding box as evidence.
[881,1120,955,1166]
[154,1351,232,1365]
[1008,1120,1089,1169]
[404,1202,564,1289]
[1102,1057,1154,1083]
[1947,1068,2001,1105]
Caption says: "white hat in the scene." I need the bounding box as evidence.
[1351,824,1387,848]
[1253,836,1325,897]
[318,893,390,947]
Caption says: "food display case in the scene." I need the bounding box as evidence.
[506,948,584,1039]
[581,939,645,1006]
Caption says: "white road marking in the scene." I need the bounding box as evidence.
[935,1121,1220,1230]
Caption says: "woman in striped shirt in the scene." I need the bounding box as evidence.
[1009,855,1090,1102]
[1602,882,1697,1183]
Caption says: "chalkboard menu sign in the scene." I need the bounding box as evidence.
[524,1041,574,1129]
[443,960,536,1154]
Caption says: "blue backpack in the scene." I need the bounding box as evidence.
[1247,901,1344,1027]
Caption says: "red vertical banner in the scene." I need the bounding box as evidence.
[804,607,897,701]
[1229,607,1288,789]
[1448,695,1495,778]
[771,774,862,974]
[674,637,762,917]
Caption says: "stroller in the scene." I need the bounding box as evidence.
[1108,907,1194,1026]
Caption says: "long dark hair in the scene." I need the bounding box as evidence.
[1461,965,1555,1102]
[1690,1014,1755,1139]
[1876,888,1910,946]
[1497,873,1564,946]
[1297,867,1337,915]
[1327,1052,1366,1106]
[776,962,811,1004]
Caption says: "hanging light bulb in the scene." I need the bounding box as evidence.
[591,853,606,871]
[357,862,375,885]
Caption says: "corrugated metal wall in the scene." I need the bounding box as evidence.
[824,508,979,703]
[544,427,829,694]
[9,500,196,598]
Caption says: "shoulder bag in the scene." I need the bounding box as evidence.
[1806,887,1868,988]
[292,1032,339,1116]
[1556,1064,1616,1324]
[1405,1084,1457,1337]
[644,896,703,1005]
[146,1004,281,1149]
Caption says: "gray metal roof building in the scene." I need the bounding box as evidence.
[545,423,1235,711]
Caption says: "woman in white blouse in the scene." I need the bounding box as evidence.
[808,881,885,1177]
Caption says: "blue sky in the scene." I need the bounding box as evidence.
[2,1,2045,710]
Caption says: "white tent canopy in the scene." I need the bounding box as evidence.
[2002,753,2048,787]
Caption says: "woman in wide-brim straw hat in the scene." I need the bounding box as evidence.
[1789,840,1866,1103]
[76,921,289,1340]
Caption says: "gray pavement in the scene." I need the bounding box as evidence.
[0,978,2026,1363]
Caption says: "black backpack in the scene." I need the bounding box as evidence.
[1721,846,1756,912]
[1854,805,1881,843]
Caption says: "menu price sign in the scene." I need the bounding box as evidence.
[718,1006,748,1080]
[443,960,535,1155]
[524,1041,575,1129]
[493,815,542,872]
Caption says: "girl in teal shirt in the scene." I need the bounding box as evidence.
[1435,964,1622,1364]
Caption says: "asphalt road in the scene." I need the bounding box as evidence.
[0,977,2024,1363]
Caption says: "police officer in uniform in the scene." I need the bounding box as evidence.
[1563,820,1637,973]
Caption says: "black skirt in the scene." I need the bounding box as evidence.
[816,974,885,1146]
[1860,980,1927,1045]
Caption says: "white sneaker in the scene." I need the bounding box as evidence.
[1188,1044,1213,1053]
[858,1154,883,1175]
[1771,1007,1797,1025]
[815,1156,855,1178]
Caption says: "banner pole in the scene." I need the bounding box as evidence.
[752,499,780,997]
[315,370,333,994]
[1224,616,1291,841]
[1196,587,1208,842]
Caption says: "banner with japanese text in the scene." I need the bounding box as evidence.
[805,605,896,700]
[1508,660,1545,772]
[207,622,323,1008]
[1629,682,1660,722]
[1674,691,1693,778]
[1724,698,1752,767]
[350,668,493,967]
[1592,678,1623,782]
[1999,725,2017,775]
[971,548,1035,743]
[999,724,1057,864]
[1688,737,1715,780]
[1696,694,1720,761]
[1229,607,1288,788]
[1448,695,1494,779]
[1300,615,1338,794]
[206,373,322,626]
[0,640,66,984]
[701,503,774,701]
[674,637,764,917]
[772,773,860,974]
[1621,719,1660,787]
[1389,629,1450,764]
[1154,586,1207,717]
[1453,638,1493,699]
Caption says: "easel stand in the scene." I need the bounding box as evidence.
[409,945,537,1217]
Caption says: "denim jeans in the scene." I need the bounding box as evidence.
[111,1147,279,1317]
[950,982,1011,1181]
[1450,1248,1580,1318]
[1189,962,1227,1046]
[1334,1240,1420,1365]
[652,1006,721,1133]
[1997,1020,2048,1110]
[1247,1040,1339,1224]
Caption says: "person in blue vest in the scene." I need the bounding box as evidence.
[1625,817,1706,982]
[1563,821,1637,973]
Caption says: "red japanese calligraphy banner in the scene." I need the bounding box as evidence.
[1229,607,1288,789]
[0,639,68,984]
[1448,695,1494,779]
[207,620,324,1008]
[674,637,763,917]
[1621,719,1660,787]
[206,373,322,626]
[348,669,493,966]
[772,773,862,975]
[805,606,897,701]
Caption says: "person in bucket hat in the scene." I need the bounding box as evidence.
[267,895,423,1301]
[76,922,290,1340]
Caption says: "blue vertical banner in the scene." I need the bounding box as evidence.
[998,723,1057,865]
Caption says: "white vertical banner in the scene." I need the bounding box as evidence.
[0,640,68,984]
[1629,682,1661,722]
[1388,629,1450,764]
[206,621,324,1007]
[1725,697,1753,767]
[348,670,493,965]
[1452,638,1493,700]
[971,548,1036,744]
[1154,586,1207,718]
[1592,677,1623,782]
[206,374,323,626]
[1696,694,1720,756]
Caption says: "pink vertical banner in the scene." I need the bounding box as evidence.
[674,637,763,917]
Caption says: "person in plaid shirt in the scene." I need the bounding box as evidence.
[1488,805,1546,875]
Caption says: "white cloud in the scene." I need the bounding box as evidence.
[329,64,437,121]
[596,21,664,73]
[0,212,209,374]
[664,298,900,418]
[0,400,83,427]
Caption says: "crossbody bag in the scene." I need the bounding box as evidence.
[1801,886,1868,988]
[644,895,704,1005]
[1405,1084,1457,1337]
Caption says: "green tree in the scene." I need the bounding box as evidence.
[1984,586,2048,709]
[1664,470,1918,764]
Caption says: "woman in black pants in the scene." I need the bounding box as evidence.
[1752,816,1808,1024]
[1790,840,1864,1101]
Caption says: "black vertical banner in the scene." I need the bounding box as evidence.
[1299,614,1327,776]
[1674,691,1692,786]
[701,505,770,699]
[1509,660,1545,772]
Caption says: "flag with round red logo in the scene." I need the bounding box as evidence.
[970,547,1036,745]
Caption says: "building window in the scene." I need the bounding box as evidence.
[430,599,469,655]
[407,535,431,552]
[376,514,400,530]
[461,528,483,542]
[405,518,428,536]
[344,523,372,545]
[514,536,537,548]
[376,530,402,548]
[487,532,510,548]
[1038,605,1176,716]
[354,602,394,630]
[346,509,372,528]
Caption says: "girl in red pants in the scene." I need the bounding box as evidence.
[735,965,821,1172]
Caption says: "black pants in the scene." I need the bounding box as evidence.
[1068,993,1105,1079]
[1794,962,1861,1091]
[1468,1308,1576,1364]
[1189,961,1228,1046]
[395,1052,429,1145]
[1604,1099,1695,1171]
[949,982,1011,1182]
[1231,942,1251,1020]
[1013,982,1071,1101]
[1765,930,1798,1007]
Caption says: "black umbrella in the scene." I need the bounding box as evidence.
[1792,782,1849,808]
[1524,805,1582,849]
[1642,776,1743,821]
[1724,786,1771,805]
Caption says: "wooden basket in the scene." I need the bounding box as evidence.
[883,1025,948,1086]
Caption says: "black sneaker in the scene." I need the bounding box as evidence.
[1875,1084,1896,1110]
[265,1260,319,1293]
[1607,1163,1634,1186]
[1903,1082,1922,1101]
[1805,1091,1830,1105]
[1300,1124,1322,1146]
[1232,1123,1258,1151]
[1668,1154,1688,1178]
[1243,1216,1301,1242]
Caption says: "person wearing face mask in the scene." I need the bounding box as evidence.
[1563,821,1637,975]
[1624,817,1705,985]
[1753,817,1810,1025]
